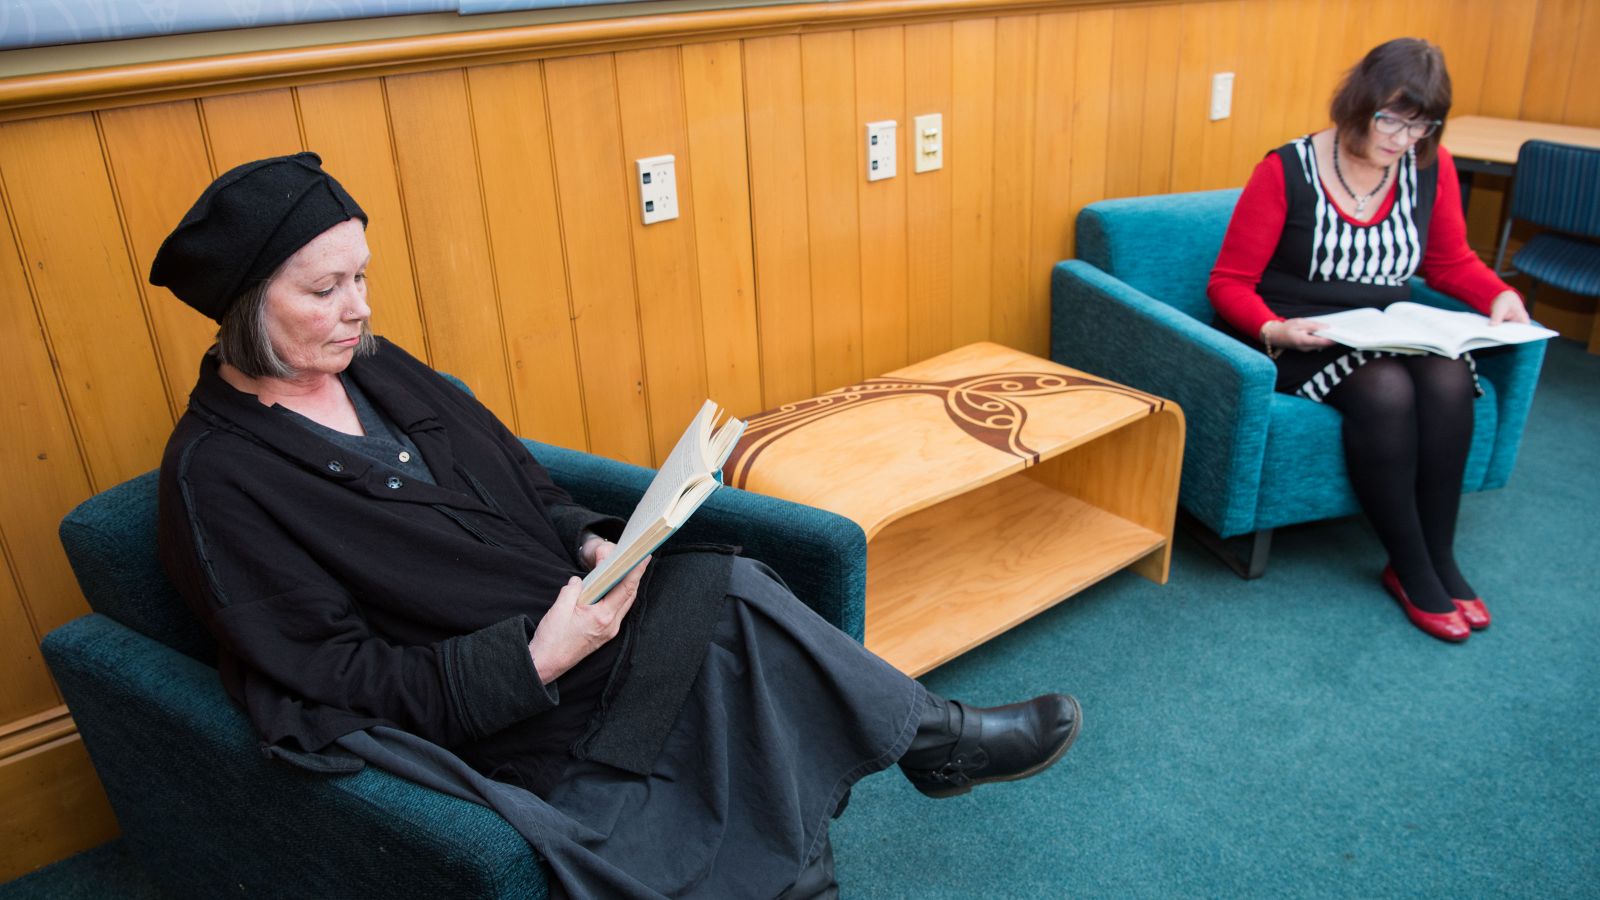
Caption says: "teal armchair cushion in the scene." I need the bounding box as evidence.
[1052,190,1545,543]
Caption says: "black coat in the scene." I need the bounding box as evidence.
[158,341,925,898]
[157,340,726,792]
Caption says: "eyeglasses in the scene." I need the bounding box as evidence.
[1372,111,1442,140]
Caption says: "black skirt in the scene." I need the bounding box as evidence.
[543,557,923,897]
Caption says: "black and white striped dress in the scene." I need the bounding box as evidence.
[1254,136,1477,403]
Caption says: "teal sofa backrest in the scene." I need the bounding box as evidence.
[60,471,217,664]
[1074,188,1241,322]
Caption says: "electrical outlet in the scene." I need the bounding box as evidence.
[1210,72,1234,121]
[914,113,943,173]
[636,154,678,225]
[866,120,897,181]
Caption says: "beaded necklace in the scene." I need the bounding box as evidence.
[1331,133,1391,216]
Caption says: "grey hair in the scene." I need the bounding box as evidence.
[215,278,376,379]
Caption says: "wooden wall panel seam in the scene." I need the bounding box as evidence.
[989,15,1040,350]
[0,165,102,496]
[377,76,437,370]
[607,53,659,461]
[0,524,46,656]
[673,45,716,406]
[1517,0,1579,123]
[903,20,956,363]
[534,60,594,451]
[740,34,817,408]
[849,33,868,382]
[947,15,996,346]
[1567,1,1600,125]
[290,85,311,155]
[460,71,526,437]
[736,40,770,410]
[678,40,763,417]
[897,25,913,371]
[788,35,820,403]
[854,25,911,377]
[1140,3,1181,196]
[191,96,220,177]
[799,29,866,392]
[89,110,184,425]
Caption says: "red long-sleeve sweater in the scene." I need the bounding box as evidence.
[1207,144,1513,339]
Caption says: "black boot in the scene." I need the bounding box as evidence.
[898,692,1081,799]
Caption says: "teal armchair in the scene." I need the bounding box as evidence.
[42,430,867,898]
[1050,189,1545,577]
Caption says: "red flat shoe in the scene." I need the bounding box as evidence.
[1454,597,1491,630]
[1381,566,1470,643]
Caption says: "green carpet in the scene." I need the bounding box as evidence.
[831,338,1600,898]
[6,340,1597,899]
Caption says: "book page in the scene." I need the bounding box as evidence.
[581,401,715,603]
[1388,303,1494,349]
[1310,302,1556,358]
[1309,307,1435,353]
[612,400,717,552]
[1388,302,1559,354]
[579,400,745,604]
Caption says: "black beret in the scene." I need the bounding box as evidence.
[150,152,367,322]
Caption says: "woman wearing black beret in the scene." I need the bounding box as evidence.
[149,152,1081,898]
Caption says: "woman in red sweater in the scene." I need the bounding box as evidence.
[1207,38,1529,642]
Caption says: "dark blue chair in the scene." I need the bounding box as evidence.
[42,411,867,897]
[1492,139,1600,351]
[1052,190,1546,578]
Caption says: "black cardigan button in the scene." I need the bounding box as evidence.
[327,460,344,473]
[385,476,403,490]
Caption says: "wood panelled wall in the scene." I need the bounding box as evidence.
[3,0,1597,880]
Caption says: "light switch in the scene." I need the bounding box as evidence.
[1210,72,1234,121]
[636,154,678,225]
[914,113,943,173]
[866,120,897,182]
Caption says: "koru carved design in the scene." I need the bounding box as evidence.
[725,370,1160,488]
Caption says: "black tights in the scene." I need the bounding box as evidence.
[1323,355,1477,613]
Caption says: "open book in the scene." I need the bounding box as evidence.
[579,400,747,605]
[1307,302,1556,359]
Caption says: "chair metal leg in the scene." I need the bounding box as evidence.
[1180,511,1272,579]
[1492,217,1515,279]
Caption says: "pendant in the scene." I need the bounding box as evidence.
[1355,197,1368,215]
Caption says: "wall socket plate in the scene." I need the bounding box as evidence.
[635,154,678,224]
[866,119,897,181]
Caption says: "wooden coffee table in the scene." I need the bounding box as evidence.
[724,342,1184,676]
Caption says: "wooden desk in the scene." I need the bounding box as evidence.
[1444,115,1600,209]
[724,342,1184,676]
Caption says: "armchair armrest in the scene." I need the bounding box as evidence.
[1051,260,1277,537]
[1410,279,1546,489]
[522,440,868,641]
[42,614,544,899]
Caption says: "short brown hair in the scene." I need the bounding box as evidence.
[1330,38,1452,168]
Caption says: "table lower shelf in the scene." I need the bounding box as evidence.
[864,470,1165,676]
